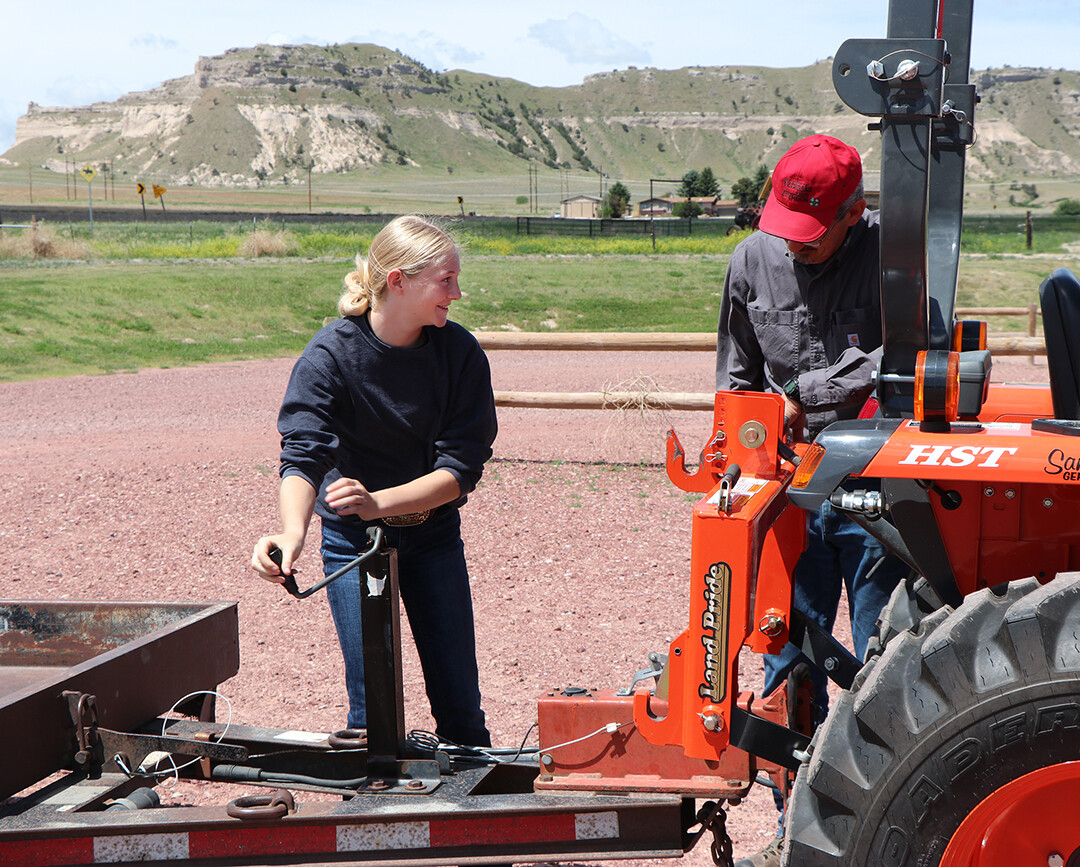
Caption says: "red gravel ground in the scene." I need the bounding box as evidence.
[0,349,1048,865]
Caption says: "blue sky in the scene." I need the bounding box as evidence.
[2,0,1078,153]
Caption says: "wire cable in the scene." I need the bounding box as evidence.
[412,719,631,767]
[115,690,234,783]
[439,720,633,765]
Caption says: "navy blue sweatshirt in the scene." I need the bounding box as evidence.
[278,314,497,526]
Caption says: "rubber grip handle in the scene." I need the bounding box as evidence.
[267,546,300,597]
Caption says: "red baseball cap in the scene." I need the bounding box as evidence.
[758,134,863,244]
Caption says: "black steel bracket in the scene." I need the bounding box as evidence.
[728,708,811,772]
[357,542,442,794]
[787,610,862,691]
[833,38,947,118]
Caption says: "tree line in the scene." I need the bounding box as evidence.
[600,164,772,219]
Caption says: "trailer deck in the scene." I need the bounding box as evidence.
[1,581,701,866]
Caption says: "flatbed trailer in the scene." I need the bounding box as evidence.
[2,759,692,867]
[1,579,707,866]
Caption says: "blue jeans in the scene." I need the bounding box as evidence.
[321,509,490,747]
[764,500,909,823]
[762,499,910,721]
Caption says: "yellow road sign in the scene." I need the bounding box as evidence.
[137,183,146,195]
[80,166,96,182]
[153,185,166,198]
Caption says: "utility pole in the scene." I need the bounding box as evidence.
[649,177,683,251]
[80,165,96,234]
[527,165,538,214]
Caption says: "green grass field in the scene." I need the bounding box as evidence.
[1,217,1079,382]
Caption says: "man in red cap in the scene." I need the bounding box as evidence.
[717,134,910,867]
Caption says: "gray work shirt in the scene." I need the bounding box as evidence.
[716,210,882,442]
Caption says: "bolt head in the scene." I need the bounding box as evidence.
[758,614,785,637]
[702,713,723,732]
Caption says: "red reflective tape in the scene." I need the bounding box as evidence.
[430,813,575,847]
[189,825,335,859]
[0,837,94,867]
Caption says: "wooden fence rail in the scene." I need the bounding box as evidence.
[477,306,1042,352]
[493,391,714,411]
[476,332,716,351]
[484,306,1045,411]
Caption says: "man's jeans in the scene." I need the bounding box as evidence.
[322,509,490,747]
[762,499,910,721]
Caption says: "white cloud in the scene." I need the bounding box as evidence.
[129,33,179,51]
[527,13,650,67]
[42,76,125,110]
[0,100,16,153]
[413,31,485,70]
[346,29,483,71]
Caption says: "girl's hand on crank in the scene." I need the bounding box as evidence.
[325,476,381,520]
[251,535,303,584]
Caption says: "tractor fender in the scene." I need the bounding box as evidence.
[786,418,904,510]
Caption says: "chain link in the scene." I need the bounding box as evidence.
[697,801,734,867]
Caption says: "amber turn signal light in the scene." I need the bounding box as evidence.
[914,349,960,431]
[790,442,826,489]
[951,320,987,352]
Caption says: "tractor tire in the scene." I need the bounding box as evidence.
[863,573,946,662]
[783,574,1080,866]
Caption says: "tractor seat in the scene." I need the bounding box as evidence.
[1039,268,1080,420]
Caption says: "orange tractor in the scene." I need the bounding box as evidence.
[539,1,1080,864]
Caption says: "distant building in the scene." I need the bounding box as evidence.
[636,196,736,217]
[713,199,742,218]
[686,196,722,216]
[637,197,673,217]
[560,194,602,219]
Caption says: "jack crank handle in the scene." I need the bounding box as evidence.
[267,546,302,598]
[266,527,384,601]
